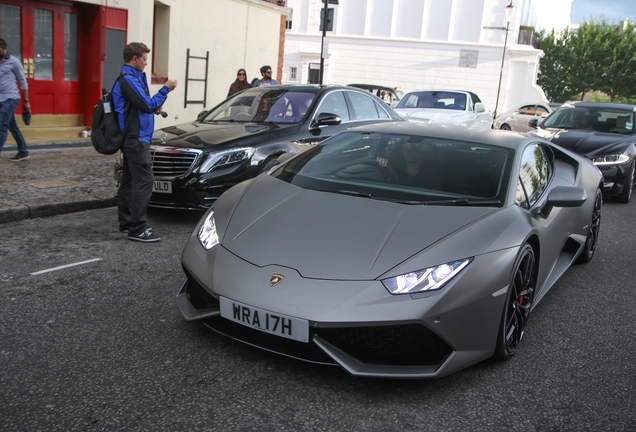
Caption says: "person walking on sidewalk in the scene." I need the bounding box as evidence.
[112,42,177,243]
[252,65,279,87]
[0,38,30,162]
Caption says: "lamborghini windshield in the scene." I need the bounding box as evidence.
[200,88,316,124]
[271,131,514,206]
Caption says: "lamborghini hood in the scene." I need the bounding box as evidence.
[219,175,496,280]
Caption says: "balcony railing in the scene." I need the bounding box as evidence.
[518,28,540,49]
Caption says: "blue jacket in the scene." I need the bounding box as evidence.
[111,64,170,143]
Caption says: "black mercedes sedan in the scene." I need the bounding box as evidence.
[147,85,405,209]
[528,102,636,203]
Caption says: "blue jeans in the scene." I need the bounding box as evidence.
[0,98,28,156]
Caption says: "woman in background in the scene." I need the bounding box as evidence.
[227,68,250,98]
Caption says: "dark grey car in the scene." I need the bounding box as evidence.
[176,122,603,378]
[146,85,405,209]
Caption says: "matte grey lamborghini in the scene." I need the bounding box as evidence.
[176,122,603,378]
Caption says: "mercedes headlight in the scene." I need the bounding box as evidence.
[382,259,471,295]
[200,147,255,172]
[592,154,629,165]
[198,211,219,250]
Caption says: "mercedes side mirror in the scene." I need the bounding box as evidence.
[311,113,342,130]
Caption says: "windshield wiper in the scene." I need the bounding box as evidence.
[422,199,501,206]
[316,189,372,198]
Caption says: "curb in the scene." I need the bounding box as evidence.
[0,198,117,225]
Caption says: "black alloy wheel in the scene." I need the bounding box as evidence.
[616,161,634,203]
[576,188,602,264]
[493,244,536,361]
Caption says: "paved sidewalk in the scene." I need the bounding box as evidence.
[0,142,119,224]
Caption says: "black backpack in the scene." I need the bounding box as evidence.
[91,74,126,155]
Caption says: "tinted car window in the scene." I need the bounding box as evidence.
[518,144,550,208]
[543,106,635,134]
[396,91,466,111]
[315,91,351,122]
[272,131,513,205]
[346,91,383,120]
[203,89,315,124]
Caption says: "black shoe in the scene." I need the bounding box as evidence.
[9,153,30,162]
[128,228,160,242]
[119,227,129,233]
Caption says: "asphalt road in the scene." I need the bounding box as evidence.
[1,202,635,431]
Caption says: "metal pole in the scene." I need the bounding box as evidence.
[493,20,509,125]
[319,0,328,85]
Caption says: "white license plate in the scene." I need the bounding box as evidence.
[220,297,309,343]
[153,180,172,194]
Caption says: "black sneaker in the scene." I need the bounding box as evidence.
[9,153,30,162]
[128,229,160,242]
[119,227,129,233]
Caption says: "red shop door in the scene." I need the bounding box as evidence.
[0,0,80,114]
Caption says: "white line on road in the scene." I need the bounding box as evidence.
[31,258,103,276]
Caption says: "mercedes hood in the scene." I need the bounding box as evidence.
[533,128,634,158]
[152,121,300,150]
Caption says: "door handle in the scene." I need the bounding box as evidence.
[28,59,35,78]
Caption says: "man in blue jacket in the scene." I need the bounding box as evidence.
[112,42,177,242]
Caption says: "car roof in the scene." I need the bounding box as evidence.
[561,101,636,111]
[343,122,532,151]
[240,84,389,95]
[404,89,472,94]
[348,83,398,92]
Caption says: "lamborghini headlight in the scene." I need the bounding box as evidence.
[382,259,471,295]
[198,211,219,250]
[592,154,629,165]
[200,147,255,172]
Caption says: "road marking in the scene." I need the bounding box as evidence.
[31,258,102,276]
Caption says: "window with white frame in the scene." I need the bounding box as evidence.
[289,67,297,81]
[286,11,293,30]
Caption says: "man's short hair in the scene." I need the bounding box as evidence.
[0,38,7,48]
[123,42,150,62]
[260,65,272,75]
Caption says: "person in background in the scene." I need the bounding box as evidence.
[112,42,177,242]
[0,37,30,161]
[252,65,279,87]
[227,68,251,98]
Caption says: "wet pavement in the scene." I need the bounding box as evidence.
[0,142,119,224]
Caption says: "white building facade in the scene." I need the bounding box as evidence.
[0,0,287,136]
[282,0,570,114]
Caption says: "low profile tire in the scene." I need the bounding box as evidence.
[615,162,634,203]
[576,188,602,264]
[493,244,536,361]
[500,124,511,131]
[259,157,280,174]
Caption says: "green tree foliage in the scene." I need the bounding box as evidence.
[537,21,636,103]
